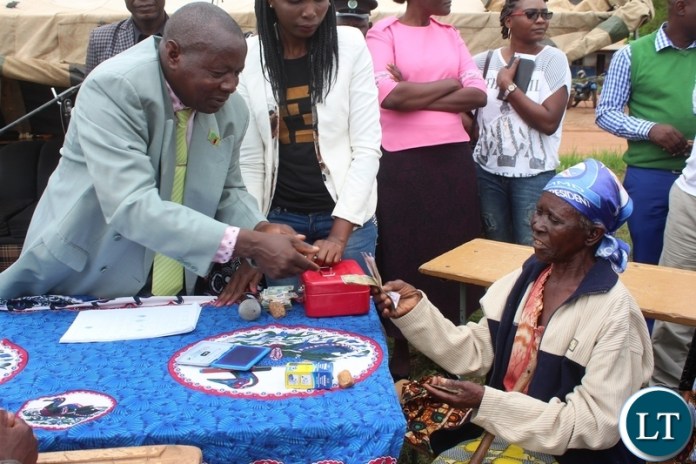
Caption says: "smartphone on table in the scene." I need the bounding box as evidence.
[177,341,234,367]
[210,345,271,371]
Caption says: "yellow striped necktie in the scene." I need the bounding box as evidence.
[152,108,193,296]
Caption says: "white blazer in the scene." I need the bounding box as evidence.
[238,27,381,227]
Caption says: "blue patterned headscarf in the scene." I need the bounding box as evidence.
[543,159,633,273]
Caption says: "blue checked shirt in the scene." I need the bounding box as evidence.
[596,23,696,141]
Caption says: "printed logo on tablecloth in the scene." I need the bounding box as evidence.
[18,390,116,430]
[0,339,28,384]
[367,458,397,464]
[169,324,383,399]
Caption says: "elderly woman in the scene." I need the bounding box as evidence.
[373,159,653,463]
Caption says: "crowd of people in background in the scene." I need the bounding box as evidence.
[596,0,696,391]
[1,0,696,462]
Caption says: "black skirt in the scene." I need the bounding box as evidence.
[376,142,483,338]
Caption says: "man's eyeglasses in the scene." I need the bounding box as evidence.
[509,9,554,20]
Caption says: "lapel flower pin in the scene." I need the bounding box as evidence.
[208,130,221,146]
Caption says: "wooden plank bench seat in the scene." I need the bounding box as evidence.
[419,238,696,327]
[37,445,202,464]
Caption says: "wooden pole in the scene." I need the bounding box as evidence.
[468,357,536,464]
[469,431,496,464]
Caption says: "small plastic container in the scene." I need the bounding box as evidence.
[284,362,334,390]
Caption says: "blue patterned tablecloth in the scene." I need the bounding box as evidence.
[0,302,406,464]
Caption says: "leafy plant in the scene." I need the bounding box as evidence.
[638,0,668,37]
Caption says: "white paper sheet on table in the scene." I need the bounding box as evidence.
[59,303,202,343]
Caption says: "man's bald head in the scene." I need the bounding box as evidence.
[160,2,247,113]
[162,2,244,52]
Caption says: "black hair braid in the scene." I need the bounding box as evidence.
[308,5,339,104]
[255,0,286,104]
[499,0,520,40]
[255,0,339,106]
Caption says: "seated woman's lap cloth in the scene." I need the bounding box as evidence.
[401,375,472,455]
[434,435,558,464]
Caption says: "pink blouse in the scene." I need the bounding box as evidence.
[366,17,486,151]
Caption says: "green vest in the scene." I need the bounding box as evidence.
[624,30,696,171]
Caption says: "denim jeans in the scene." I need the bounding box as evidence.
[265,207,378,289]
[476,165,555,246]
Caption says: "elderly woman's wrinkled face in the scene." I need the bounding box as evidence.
[531,192,590,263]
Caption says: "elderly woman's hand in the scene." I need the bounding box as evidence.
[370,280,422,318]
[423,376,485,409]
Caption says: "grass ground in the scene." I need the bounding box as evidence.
[394,151,629,463]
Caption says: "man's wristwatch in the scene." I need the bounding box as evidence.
[502,83,517,100]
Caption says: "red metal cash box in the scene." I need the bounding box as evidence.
[301,259,370,317]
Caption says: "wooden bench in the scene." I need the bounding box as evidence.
[419,238,696,327]
[37,445,202,464]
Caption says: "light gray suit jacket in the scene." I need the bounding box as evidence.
[0,37,265,299]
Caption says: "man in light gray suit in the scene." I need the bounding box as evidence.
[85,0,168,76]
[0,2,319,300]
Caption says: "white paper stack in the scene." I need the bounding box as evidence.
[59,303,202,343]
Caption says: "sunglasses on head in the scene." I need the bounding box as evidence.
[509,8,553,20]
